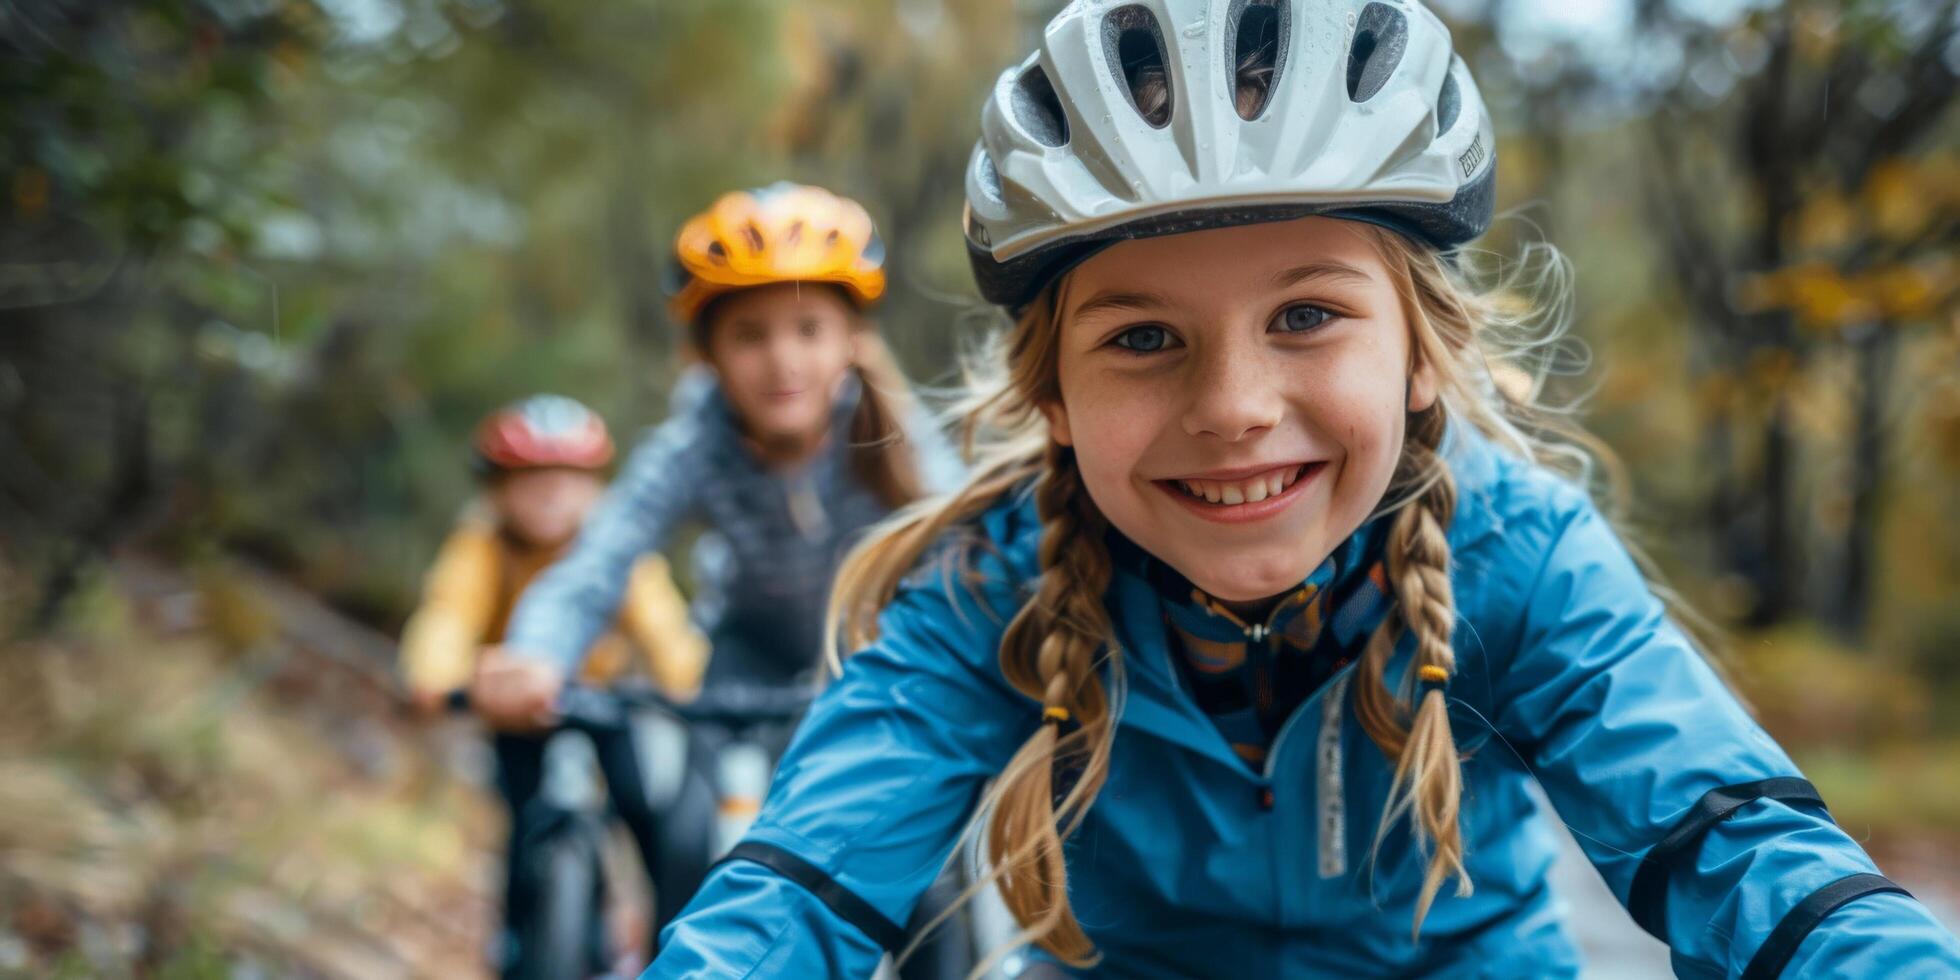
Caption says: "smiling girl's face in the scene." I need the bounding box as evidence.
[1046,217,1435,602]
[702,282,859,450]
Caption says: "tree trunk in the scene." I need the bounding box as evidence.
[1832,320,1896,637]
[1751,394,1797,625]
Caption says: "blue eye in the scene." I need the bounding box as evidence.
[1112,325,1172,352]
[1275,304,1334,334]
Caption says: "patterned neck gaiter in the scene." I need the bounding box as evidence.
[1117,520,1394,771]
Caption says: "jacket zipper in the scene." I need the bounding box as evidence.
[1252,603,1292,811]
[1261,688,1317,784]
[1181,590,1313,806]
[1160,584,1342,799]
[786,474,828,541]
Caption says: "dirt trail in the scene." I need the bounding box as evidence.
[1,555,501,978]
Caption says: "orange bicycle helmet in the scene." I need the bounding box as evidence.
[666,182,887,325]
[471,395,615,477]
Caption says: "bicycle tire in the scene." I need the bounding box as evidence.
[513,828,606,980]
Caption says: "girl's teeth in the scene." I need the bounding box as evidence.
[1175,466,1309,505]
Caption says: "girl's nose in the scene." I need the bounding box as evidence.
[765,331,803,378]
[1180,340,1283,443]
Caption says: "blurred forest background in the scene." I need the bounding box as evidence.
[2,0,1956,975]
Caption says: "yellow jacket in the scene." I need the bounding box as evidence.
[399,515,708,699]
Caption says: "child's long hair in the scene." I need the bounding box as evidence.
[693,287,928,510]
[826,59,1616,973]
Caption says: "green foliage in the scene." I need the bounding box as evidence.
[3,0,1040,624]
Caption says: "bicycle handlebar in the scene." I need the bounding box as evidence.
[444,681,817,730]
[565,681,817,727]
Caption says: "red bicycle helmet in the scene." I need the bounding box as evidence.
[471,395,615,476]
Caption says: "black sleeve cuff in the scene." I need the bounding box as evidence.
[716,841,909,951]
[1740,872,1912,980]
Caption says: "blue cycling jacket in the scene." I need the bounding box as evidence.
[648,425,1960,978]
[505,368,964,685]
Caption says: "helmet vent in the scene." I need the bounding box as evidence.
[1012,65,1070,147]
[1346,2,1407,103]
[1228,0,1288,121]
[1104,5,1173,129]
[741,222,766,253]
[975,148,1005,205]
[1435,67,1461,135]
[706,240,727,262]
[785,220,805,246]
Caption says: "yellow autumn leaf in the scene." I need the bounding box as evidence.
[1790,188,1860,254]
[1923,384,1960,473]
[1863,262,1941,321]
[1799,266,1882,330]
[1863,160,1929,244]
[1928,155,1960,212]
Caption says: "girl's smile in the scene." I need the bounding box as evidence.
[1153,459,1325,524]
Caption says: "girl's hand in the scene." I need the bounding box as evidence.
[471,647,564,732]
[406,686,450,719]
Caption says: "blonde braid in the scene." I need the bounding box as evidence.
[1351,406,1471,936]
[984,441,1120,967]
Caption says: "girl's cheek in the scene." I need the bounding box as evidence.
[1073,375,1158,463]
[1312,353,1406,492]
[827,340,856,384]
[1053,386,1139,517]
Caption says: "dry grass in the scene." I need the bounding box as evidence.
[0,562,499,978]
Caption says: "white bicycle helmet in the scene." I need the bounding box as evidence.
[965,0,1496,310]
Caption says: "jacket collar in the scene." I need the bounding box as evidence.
[1109,518,1383,647]
[1439,418,1505,551]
